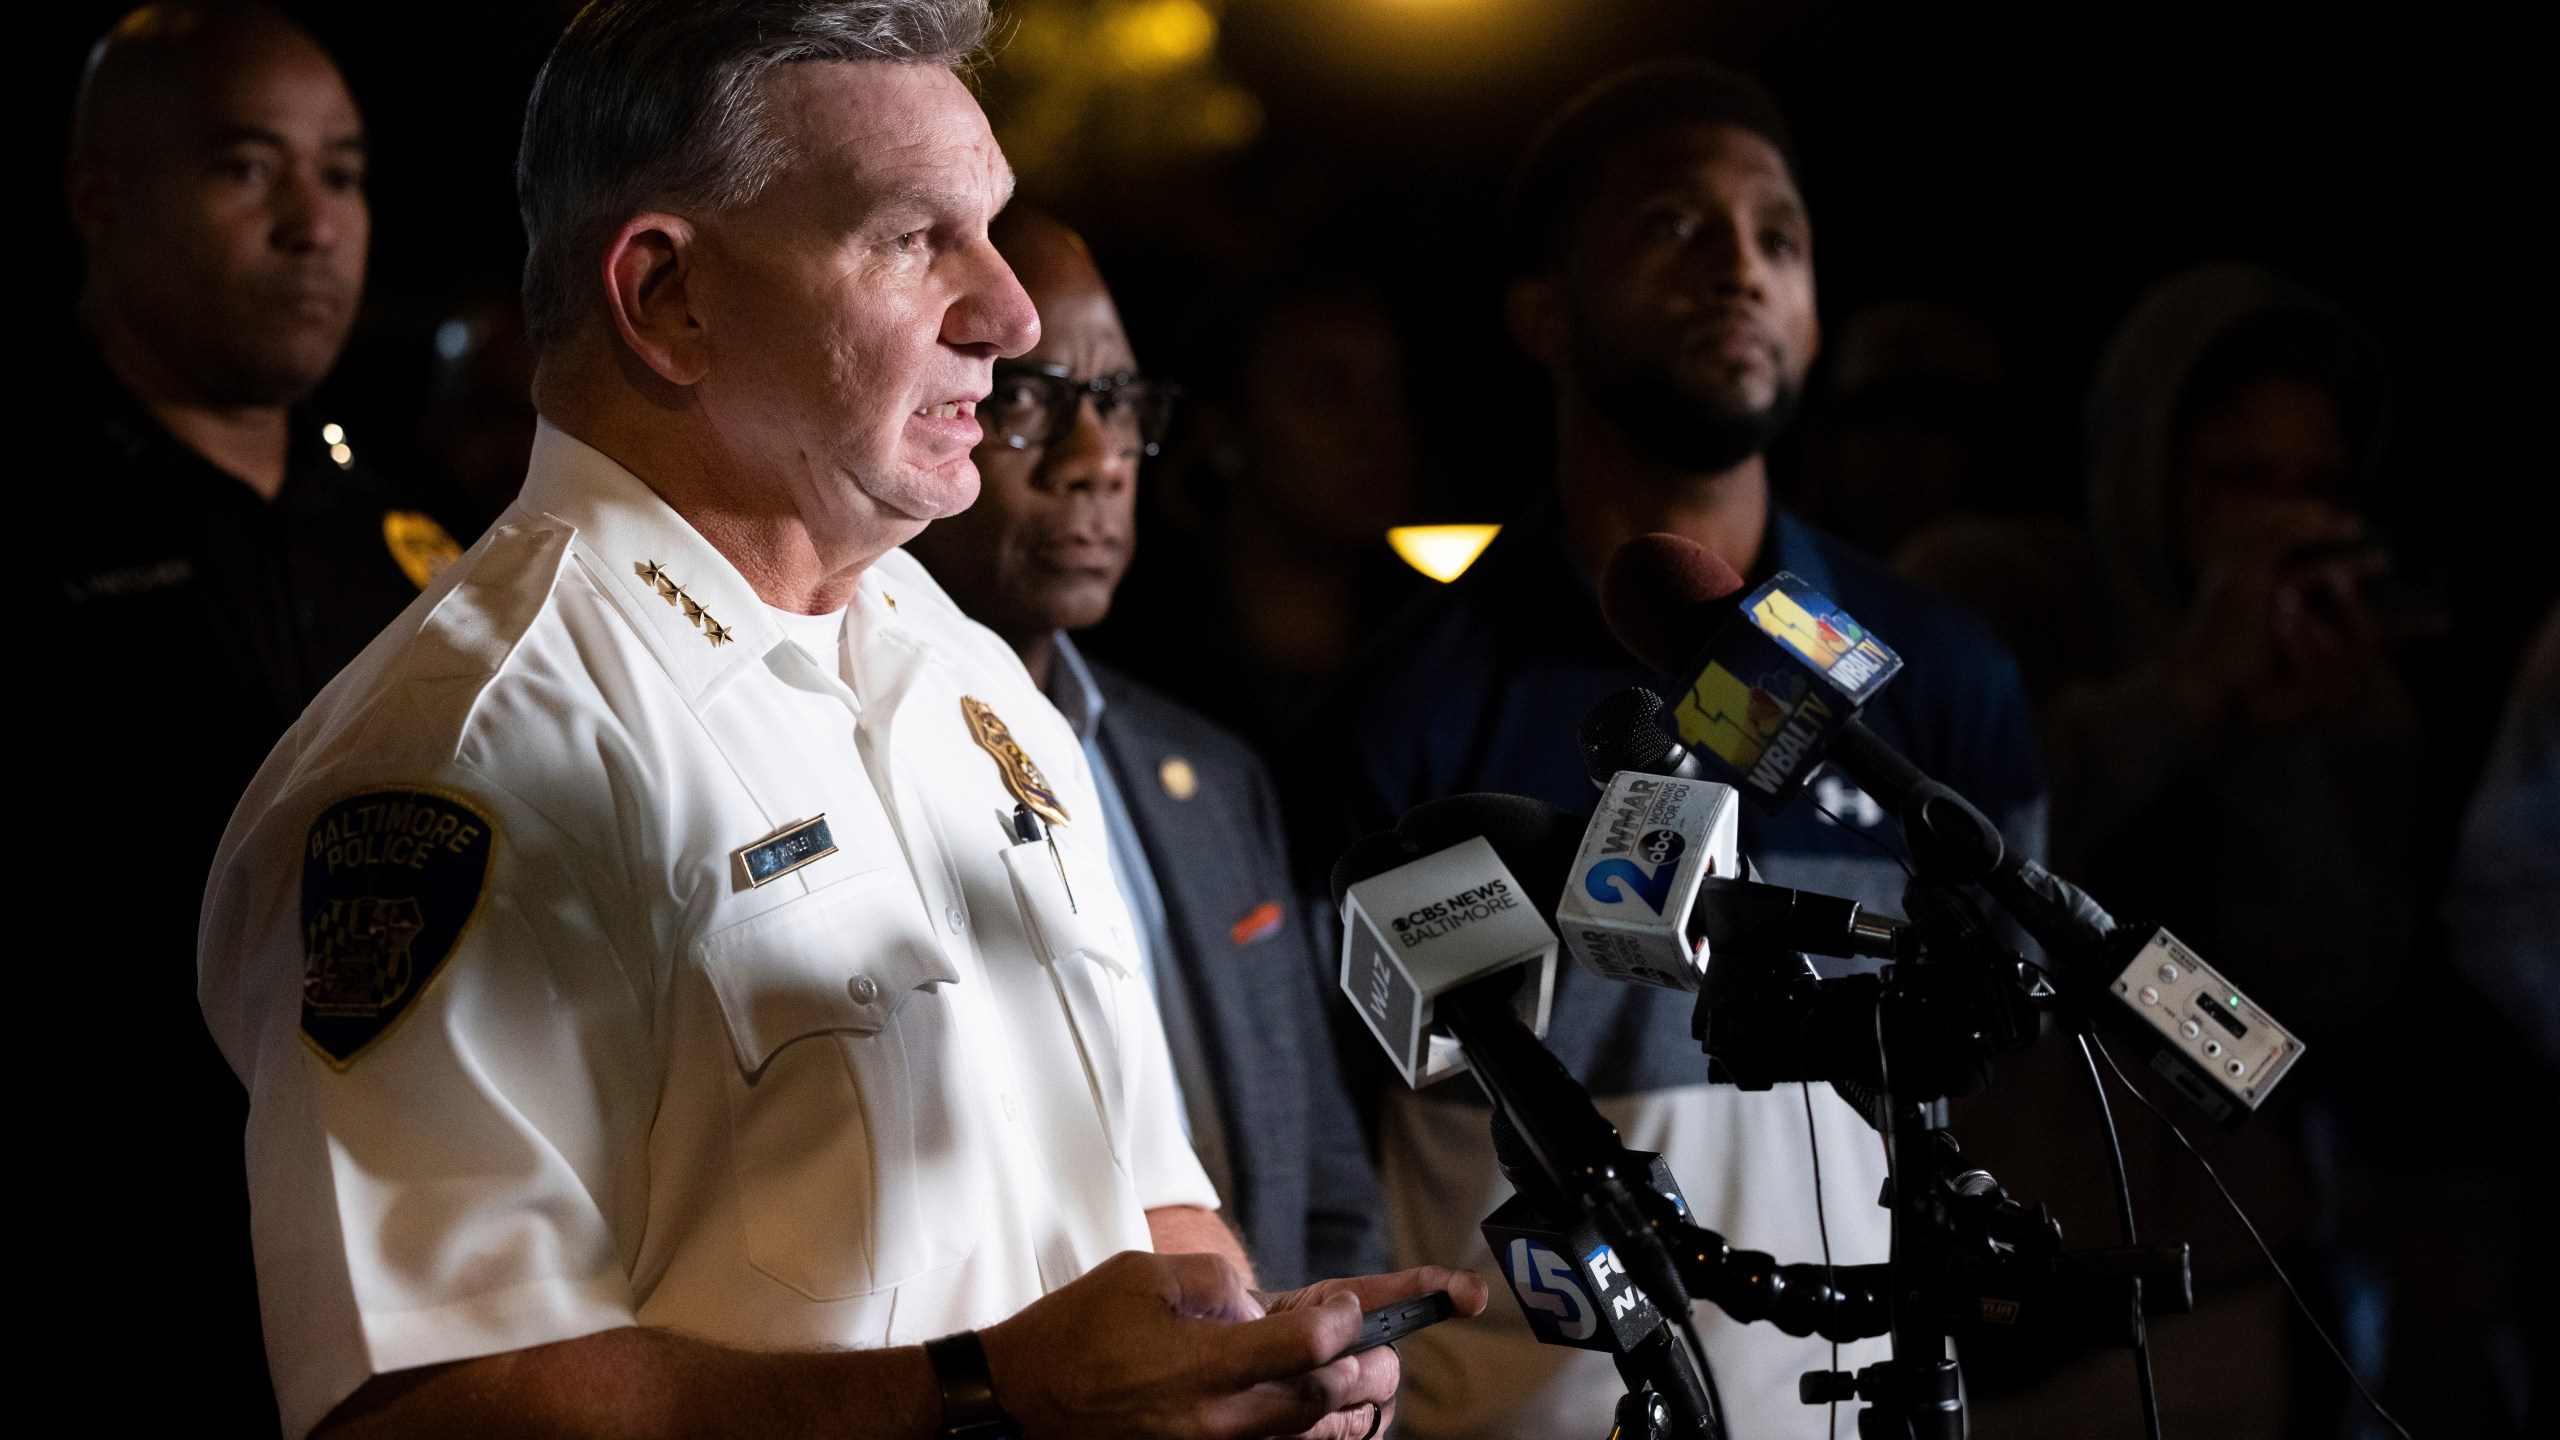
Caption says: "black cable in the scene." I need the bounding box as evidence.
[2090,1038,2413,1440]
[1801,1081,1840,1440]
[2075,1035,2162,1440]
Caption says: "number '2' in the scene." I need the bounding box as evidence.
[1585,858,1674,914]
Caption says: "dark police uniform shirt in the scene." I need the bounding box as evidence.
[1294,498,2049,1439]
[31,339,460,1436]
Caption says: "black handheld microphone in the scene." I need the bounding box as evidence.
[1595,534,2307,1125]
[1595,534,2132,963]
[1578,687,1708,789]
[1330,797,1699,1338]
[1483,1108,1723,1438]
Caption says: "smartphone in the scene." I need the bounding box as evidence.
[1339,1290,1458,1358]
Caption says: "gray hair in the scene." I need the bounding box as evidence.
[516,0,991,354]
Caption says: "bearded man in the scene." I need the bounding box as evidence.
[1295,62,2049,1440]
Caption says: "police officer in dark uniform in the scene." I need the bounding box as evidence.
[34,5,458,1431]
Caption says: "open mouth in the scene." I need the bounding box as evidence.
[915,400,977,420]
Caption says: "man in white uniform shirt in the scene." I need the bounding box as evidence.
[196,3,1477,1436]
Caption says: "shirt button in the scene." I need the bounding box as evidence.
[1002,1093,1020,1122]
[945,904,966,934]
[846,973,880,1005]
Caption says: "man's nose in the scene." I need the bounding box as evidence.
[1701,212,1767,300]
[269,161,343,254]
[949,239,1042,358]
[1038,397,1136,496]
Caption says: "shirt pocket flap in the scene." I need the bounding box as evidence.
[696,869,960,1074]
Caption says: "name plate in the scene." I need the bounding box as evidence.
[739,815,837,887]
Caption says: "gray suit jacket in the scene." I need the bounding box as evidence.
[1089,661,1386,1287]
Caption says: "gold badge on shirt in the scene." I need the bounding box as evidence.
[382,511,463,590]
[961,696,1070,827]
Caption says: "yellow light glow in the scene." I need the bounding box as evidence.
[1104,0,1217,73]
[1389,524,1501,583]
[321,422,345,445]
[1197,84,1264,146]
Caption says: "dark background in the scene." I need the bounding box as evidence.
[26,0,2549,758]
[24,1,2552,1432]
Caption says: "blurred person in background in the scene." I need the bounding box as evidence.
[1792,295,2018,559]
[1295,62,2049,1439]
[2445,602,2560,1064]
[34,5,459,1432]
[1093,270,1424,753]
[1902,262,2425,1436]
[2433,601,2557,1437]
[906,205,1387,1291]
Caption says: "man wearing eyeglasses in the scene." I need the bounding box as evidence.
[908,206,1386,1294]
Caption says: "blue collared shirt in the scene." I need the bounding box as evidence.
[1046,632,1181,998]
[1047,631,1219,1152]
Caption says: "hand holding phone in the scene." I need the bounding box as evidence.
[1339,1290,1458,1358]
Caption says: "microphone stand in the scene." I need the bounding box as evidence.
[1436,977,1722,1438]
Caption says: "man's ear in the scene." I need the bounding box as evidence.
[1505,273,1568,373]
[601,212,708,386]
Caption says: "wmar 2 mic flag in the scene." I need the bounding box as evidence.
[1340,836,1558,1089]
[1556,771,1740,992]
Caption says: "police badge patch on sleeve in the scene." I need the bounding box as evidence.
[300,788,495,1069]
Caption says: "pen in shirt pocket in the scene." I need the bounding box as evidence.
[1011,801,1077,913]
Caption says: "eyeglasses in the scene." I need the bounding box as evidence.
[986,361,1178,457]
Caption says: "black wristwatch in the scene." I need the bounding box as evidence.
[923,1330,1023,1440]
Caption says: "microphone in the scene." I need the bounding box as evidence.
[1332,797,1701,1337]
[1598,533,2109,953]
[1332,825,1559,1092]
[1599,535,1903,814]
[1483,1108,1724,1438]
[1553,767,1910,993]
[1596,534,2308,1126]
[1577,686,1707,789]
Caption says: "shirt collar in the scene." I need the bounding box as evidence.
[515,418,786,704]
[1457,488,1832,670]
[1762,504,1839,599]
[1043,631,1106,743]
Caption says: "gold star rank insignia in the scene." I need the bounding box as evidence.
[961,696,1070,826]
[633,560,734,650]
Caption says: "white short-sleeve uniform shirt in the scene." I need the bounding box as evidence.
[199,422,1216,1438]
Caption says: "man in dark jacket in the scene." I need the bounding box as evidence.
[1293,63,2050,1438]
[905,206,1384,1288]
[36,5,464,1433]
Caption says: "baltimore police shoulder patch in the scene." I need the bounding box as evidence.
[300,788,495,1069]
